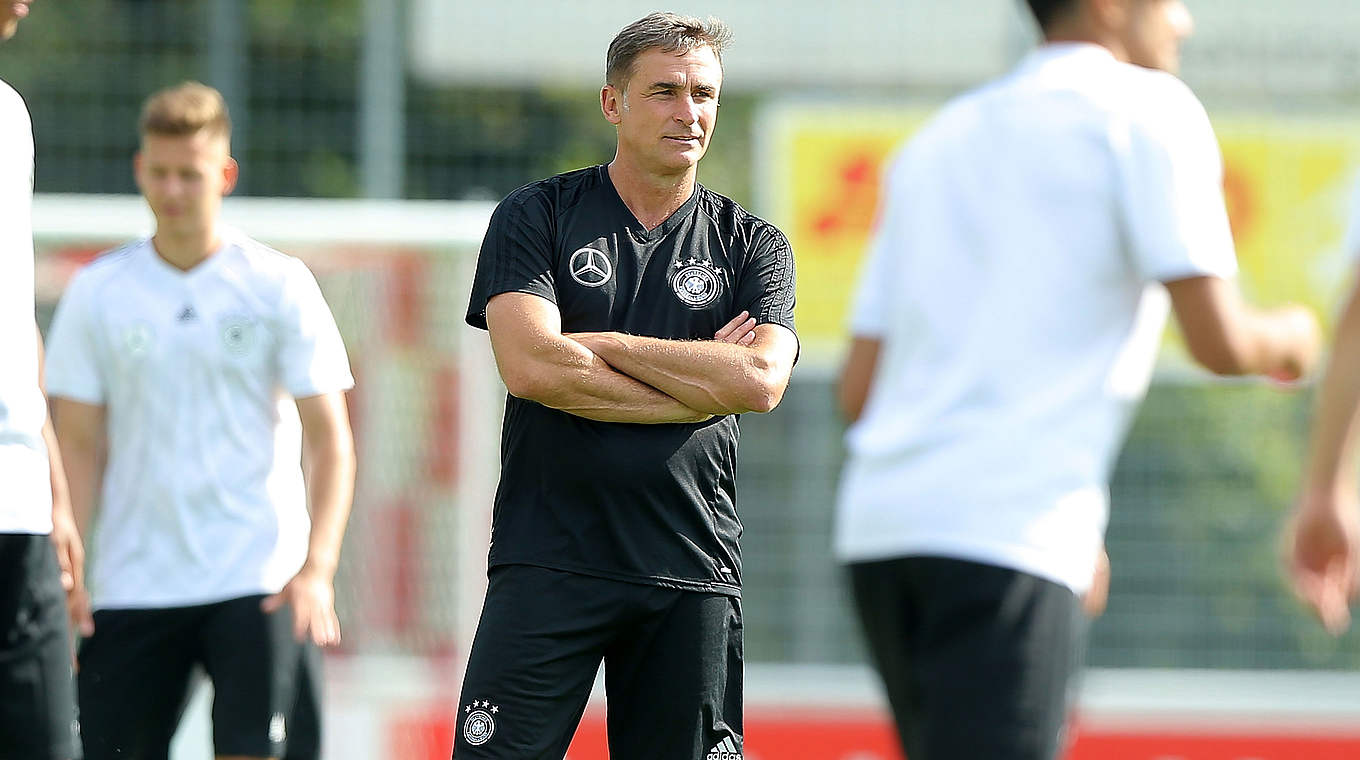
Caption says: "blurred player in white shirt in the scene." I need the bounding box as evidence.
[835,2,1319,758]
[46,82,356,760]
[0,1,84,758]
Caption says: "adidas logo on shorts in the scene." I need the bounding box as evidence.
[706,735,741,760]
[268,712,286,743]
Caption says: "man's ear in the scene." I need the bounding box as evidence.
[221,157,240,196]
[601,84,624,127]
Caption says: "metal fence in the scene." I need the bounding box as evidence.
[13,0,1360,672]
[11,1,1360,204]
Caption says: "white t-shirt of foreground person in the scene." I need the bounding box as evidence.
[838,44,1239,593]
[0,77,51,535]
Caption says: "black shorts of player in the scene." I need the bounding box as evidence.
[0,533,80,760]
[77,594,322,760]
[453,565,743,760]
[848,556,1084,760]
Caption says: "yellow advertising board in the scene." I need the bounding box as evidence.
[760,103,1360,366]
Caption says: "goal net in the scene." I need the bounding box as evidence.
[33,193,502,760]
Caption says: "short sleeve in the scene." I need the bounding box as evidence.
[277,259,354,398]
[848,148,909,337]
[732,225,797,337]
[465,188,557,330]
[1116,77,1238,283]
[44,271,106,405]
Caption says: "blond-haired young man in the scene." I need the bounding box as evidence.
[46,81,356,760]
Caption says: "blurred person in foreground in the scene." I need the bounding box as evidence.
[1289,179,1360,636]
[0,1,84,757]
[456,11,798,760]
[834,1,1319,758]
[45,81,356,760]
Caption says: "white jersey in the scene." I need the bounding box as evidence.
[0,77,52,535]
[834,44,1238,593]
[44,232,354,609]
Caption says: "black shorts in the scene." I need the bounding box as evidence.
[453,565,743,760]
[0,533,80,760]
[77,594,321,760]
[848,556,1084,760]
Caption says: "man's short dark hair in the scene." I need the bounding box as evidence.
[1025,0,1080,31]
[605,12,731,89]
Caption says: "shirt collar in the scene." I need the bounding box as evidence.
[1017,41,1119,72]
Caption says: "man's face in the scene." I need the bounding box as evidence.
[0,0,34,42]
[1121,0,1193,74]
[135,131,237,238]
[603,44,723,175]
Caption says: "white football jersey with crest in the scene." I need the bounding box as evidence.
[45,230,354,608]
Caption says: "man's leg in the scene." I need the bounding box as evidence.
[78,604,201,760]
[848,558,927,760]
[199,595,307,760]
[281,643,323,760]
[452,566,617,760]
[603,589,743,760]
[0,533,80,760]
[852,556,1082,760]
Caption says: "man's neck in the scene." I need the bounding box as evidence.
[152,228,220,272]
[1042,23,1127,64]
[607,156,697,231]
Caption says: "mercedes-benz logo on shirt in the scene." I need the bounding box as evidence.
[569,247,612,287]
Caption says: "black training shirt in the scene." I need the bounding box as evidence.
[466,164,797,596]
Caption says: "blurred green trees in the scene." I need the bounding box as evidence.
[0,0,756,204]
